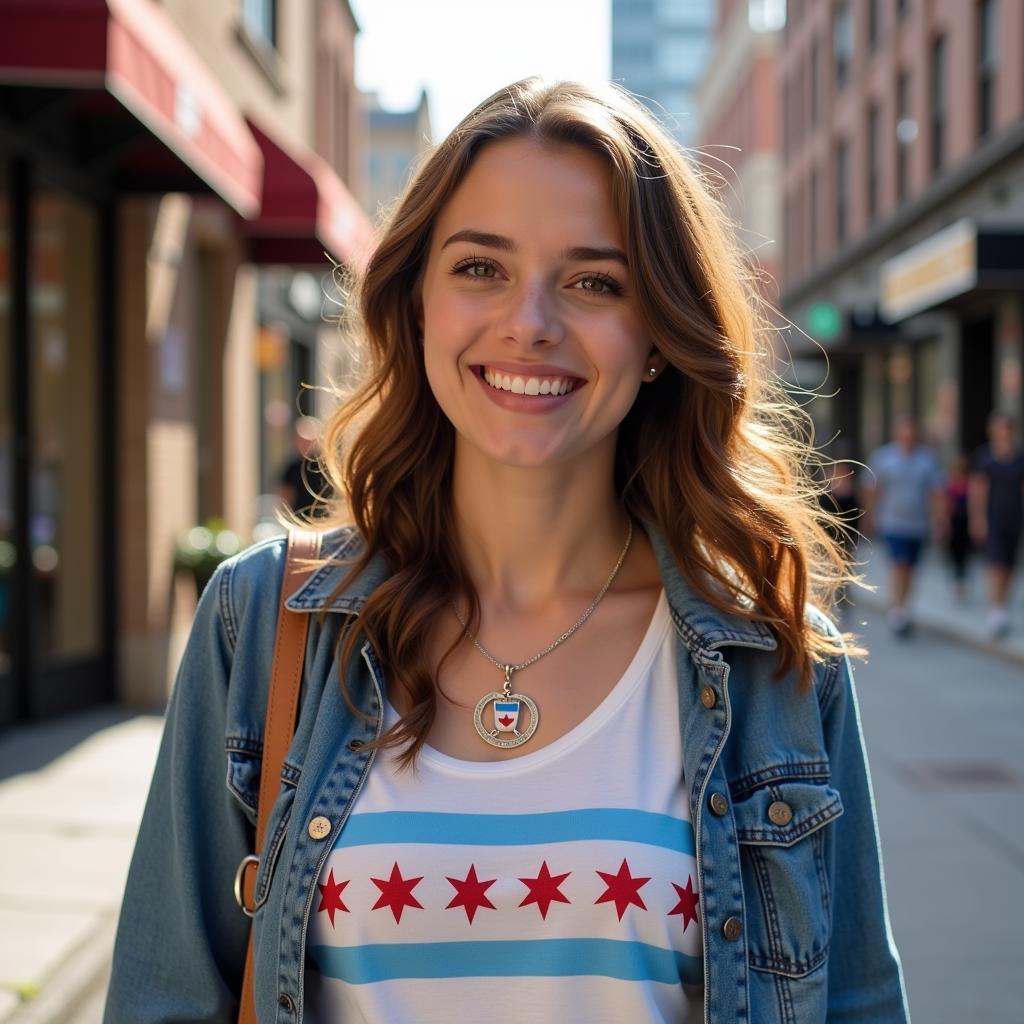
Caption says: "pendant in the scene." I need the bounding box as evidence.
[473,665,539,749]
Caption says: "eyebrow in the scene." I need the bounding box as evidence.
[440,228,628,267]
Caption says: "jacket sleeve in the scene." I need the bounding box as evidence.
[103,562,252,1023]
[820,645,911,1023]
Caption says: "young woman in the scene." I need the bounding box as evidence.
[104,79,909,1024]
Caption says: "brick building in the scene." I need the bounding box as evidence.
[697,0,784,289]
[0,0,372,722]
[778,0,1024,461]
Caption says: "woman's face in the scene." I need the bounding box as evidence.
[418,136,662,470]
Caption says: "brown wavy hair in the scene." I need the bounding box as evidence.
[318,78,856,764]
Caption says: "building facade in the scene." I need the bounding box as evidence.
[612,0,716,146]
[0,0,372,722]
[363,89,433,223]
[779,0,1024,461]
[697,0,784,288]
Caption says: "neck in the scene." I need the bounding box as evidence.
[451,439,631,611]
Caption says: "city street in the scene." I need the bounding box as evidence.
[848,602,1024,1023]
[0,587,1021,1021]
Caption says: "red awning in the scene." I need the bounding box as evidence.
[0,0,262,217]
[246,119,374,271]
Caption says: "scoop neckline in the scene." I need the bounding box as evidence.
[383,589,671,776]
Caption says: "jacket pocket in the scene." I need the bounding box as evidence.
[733,780,843,978]
[224,740,300,911]
[252,772,298,911]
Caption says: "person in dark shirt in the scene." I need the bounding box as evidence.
[944,452,972,602]
[969,411,1024,637]
[278,416,330,519]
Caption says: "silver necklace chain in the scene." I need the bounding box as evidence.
[453,519,634,675]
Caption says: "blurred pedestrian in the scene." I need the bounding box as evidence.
[969,411,1024,637]
[863,417,946,635]
[105,79,907,1024]
[944,452,972,601]
[278,415,329,518]
[819,443,860,558]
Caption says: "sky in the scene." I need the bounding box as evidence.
[349,0,612,141]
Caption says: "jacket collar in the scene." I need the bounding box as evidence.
[286,522,777,655]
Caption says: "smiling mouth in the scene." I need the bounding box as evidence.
[479,366,583,396]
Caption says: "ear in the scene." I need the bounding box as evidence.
[643,346,668,382]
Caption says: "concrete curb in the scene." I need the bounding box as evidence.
[854,592,1024,669]
[0,916,115,1024]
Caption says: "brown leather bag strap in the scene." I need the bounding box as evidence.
[237,528,322,1024]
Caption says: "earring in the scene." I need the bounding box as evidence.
[648,367,658,377]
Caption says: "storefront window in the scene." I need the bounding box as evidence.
[30,187,102,664]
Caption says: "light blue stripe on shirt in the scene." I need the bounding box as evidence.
[335,809,695,855]
[310,937,704,987]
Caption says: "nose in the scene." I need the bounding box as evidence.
[499,278,564,349]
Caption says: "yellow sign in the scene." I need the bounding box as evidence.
[879,219,977,322]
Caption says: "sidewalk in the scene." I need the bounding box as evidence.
[0,709,163,1023]
[853,539,1024,666]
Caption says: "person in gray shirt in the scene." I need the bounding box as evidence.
[863,417,946,635]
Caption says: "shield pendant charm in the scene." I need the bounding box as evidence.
[473,691,539,749]
[493,700,520,732]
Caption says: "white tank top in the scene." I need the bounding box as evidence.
[305,590,703,1022]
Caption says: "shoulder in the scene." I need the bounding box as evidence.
[802,602,858,716]
[209,526,361,639]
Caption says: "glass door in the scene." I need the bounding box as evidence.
[28,183,106,716]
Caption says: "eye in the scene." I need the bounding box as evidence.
[451,256,499,280]
[572,273,625,296]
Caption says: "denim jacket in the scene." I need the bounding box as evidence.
[105,525,909,1024]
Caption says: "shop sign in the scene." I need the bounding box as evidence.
[879,218,977,322]
[806,302,843,340]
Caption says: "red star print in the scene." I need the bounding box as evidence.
[668,875,700,931]
[445,864,497,924]
[595,858,651,921]
[371,862,424,924]
[316,868,350,927]
[519,860,572,920]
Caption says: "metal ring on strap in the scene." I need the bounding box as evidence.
[234,854,260,917]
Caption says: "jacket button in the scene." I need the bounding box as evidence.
[278,992,295,1011]
[308,815,332,840]
[699,685,717,709]
[722,916,743,941]
[348,739,364,751]
[768,800,794,826]
[708,792,729,816]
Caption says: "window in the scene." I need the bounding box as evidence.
[896,70,914,202]
[835,138,849,246]
[868,0,882,50]
[978,0,997,139]
[783,74,791,152]
[809,36,819,125]
[656,34,708,75]
[834,3,853,89]
[931,35,947,173]
[243,0,277,49]
[748,0,786,33]
[656,0,713,27]
[810,166,818,263]
[867,103,881,222]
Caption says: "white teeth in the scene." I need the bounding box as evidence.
[482,368,578,396]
